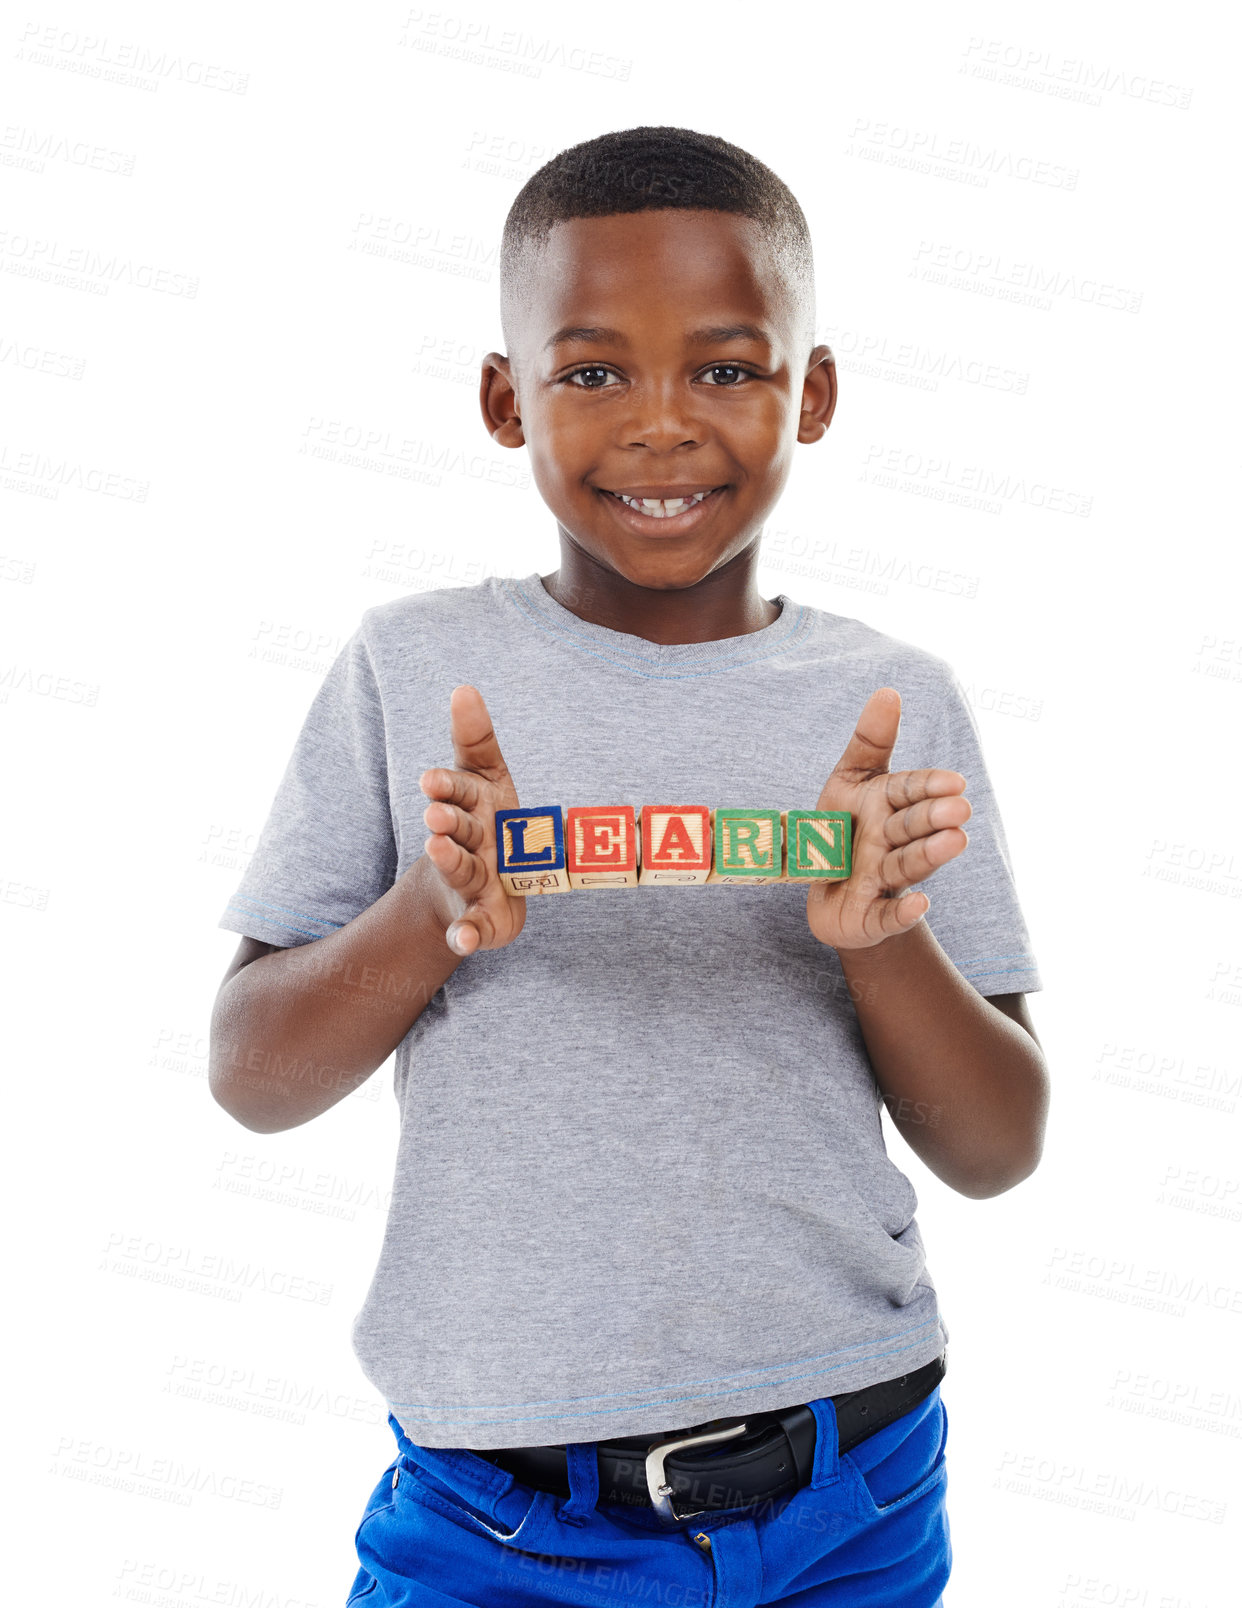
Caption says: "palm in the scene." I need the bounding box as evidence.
[805,688,972,951]
[420,685,528,954]
[452,770,527,949]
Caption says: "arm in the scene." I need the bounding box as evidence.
[209,853,464,1133]
[806,686,1050,1200]
[837,924,1049,1198]
[209,684,527,1134]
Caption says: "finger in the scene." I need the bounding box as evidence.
[877,888,931,935]
[839,885,929,943]
[422,797,486,853]
[420,766,485,812]
[447,896,506,956]
[881,767,967,812]
[445,917,481,956]
[883,791,972,850]
[830,688,902,782]
[423,831,489,902]
[879,828,968,891]
[449,684,516,786]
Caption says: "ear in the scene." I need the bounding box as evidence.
[797,345,837,444]
[480,352,525,447]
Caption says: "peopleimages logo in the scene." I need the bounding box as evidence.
[846,118,1079,190]
[911,240,1142,314]
[960,36,1193,110]
[398,10,632,81]
[15,23,250,93]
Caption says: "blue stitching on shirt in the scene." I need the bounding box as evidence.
[505,579,809,679]
[225,906,325,941]
[229,895,342,929]
[386,1318,941,1418]
[389,1330,944,1428]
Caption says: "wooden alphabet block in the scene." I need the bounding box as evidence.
[706,808,784,884]
[780,810,852,880]
[494,806,572,895]
[638,805,712,884]
[566,805,639,890]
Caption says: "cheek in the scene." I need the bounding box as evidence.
[721,390,791,439]
[525,404,594,465]
[729,412,795,474]
[523,443,597,517]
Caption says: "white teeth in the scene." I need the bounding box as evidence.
[615,490,714,518]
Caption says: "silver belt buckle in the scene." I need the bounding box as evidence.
[644,1419,749,1524]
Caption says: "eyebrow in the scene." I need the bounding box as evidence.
[544,322,773,352]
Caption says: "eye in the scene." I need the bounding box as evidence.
[563,366,620,390]
[699,364,752,386]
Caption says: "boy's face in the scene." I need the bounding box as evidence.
[481,210,835,594]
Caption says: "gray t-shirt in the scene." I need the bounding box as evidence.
[218,571,1042,1449]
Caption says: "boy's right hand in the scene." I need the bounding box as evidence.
[419,684,527,957]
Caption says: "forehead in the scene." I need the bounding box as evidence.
[515,210,795,352]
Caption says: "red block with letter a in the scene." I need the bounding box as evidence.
[565,806,639,890]
[638,805,713,885]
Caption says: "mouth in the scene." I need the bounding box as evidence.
[597,484,728,534]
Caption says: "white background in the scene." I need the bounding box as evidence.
[4,3,1239,1605]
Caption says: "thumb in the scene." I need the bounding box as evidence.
[830,687,901,781]
[449,684,513,782]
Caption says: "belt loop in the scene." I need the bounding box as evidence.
[558,1443,600,1524]
[808,1395,843,1490]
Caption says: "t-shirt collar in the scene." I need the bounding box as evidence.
[503,571,805,678]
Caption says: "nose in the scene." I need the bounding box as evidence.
[619,377,703,452]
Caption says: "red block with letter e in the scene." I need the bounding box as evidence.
[566,805,639,890]
[638,805,713,885]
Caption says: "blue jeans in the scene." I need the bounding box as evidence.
[345,1385,951,1605]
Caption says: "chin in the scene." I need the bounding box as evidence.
[613,555,721,590]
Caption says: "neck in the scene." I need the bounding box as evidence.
[541,541,780,646]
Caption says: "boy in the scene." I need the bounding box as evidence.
[211,126,1048,1606]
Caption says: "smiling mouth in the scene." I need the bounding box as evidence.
[600,486,727,522]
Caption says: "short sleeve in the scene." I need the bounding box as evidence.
[218,623,398,948]
[901,664,1043,996]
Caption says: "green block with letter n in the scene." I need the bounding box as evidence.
[707,808,784,883]
[782,809,852,880]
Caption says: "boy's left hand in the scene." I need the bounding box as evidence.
[806,687,971,952]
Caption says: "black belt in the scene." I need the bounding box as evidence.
[472,1350,946,1524]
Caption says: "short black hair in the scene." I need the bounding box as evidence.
[499,125,816,362]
